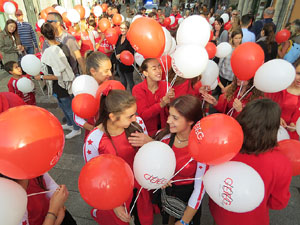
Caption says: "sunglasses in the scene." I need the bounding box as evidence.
[46,19,58,23]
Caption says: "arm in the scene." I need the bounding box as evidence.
[74,49,86,74]
[0,33,18,53]
[278,41,290,58]
[74,114,94,131]
[35,75,58,80]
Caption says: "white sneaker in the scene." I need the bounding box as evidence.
[61,124,73,131]
[65,129,81,139]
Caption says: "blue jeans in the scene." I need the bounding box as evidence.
[57,96,80,130]
[25,46,35,54]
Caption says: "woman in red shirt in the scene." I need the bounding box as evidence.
[266,59,300,139]
[210,98,292,225]
[83,90,153,225]
[155,95,208,225]
[132,58,175,136]
[202,77,264,117]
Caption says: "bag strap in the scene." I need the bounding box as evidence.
[168,133,175,148]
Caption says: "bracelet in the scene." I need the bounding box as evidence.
[40,75,44,81]
[180,219,189,225]
[46,212,57,220]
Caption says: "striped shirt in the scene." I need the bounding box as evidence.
[17,22,38,48]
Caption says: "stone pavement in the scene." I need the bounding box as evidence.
[1,66,300,225]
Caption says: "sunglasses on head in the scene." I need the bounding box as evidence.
[46,19,58,23]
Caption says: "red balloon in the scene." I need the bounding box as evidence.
[275,29,291,44]
[45,6,58,14]
[127,17,165,58]
[72,94,98,119]
[105,27,119,45]
[120,50,134,66]
[0,0,4,12]
[163,17,171,26]
[113,13,122,25]
[159,55,172,80]
[95,80,125,108]
[209,30,213,41]
[62,12,72,27]
[188,114,244,165]
[40,9,48,20]
[101,3,108,12]
[0,105,64,179]
[78,154,134,210]
[74,5,85,19]
[224,22,232,31]
[99,18,111,32]
[231,42,264,81]
[278,139,300,176]
[205,42,217,59]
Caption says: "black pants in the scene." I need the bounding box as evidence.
[117,64,134,92]
[61,210,77,225]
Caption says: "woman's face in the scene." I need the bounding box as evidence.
[237,78,250,87]
[120,24,128,36]
[111,103,137,129]
[294,65,300,88]
[167,107,192,134]
[232,34,242,46]
[7,23,16,34]
[90,60,112,85]
[143,59,162,82]
[214,21,221,31]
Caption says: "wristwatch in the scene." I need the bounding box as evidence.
[40,75,44,81]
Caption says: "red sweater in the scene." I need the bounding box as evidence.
[132,80,169,136]
[172,80,199,98]
[266,90,300,140]
[209,149,292,225]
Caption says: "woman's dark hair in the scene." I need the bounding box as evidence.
[236,98,281,154]
[95,90,143,139]
[226,77,264,102]
[4,19,19,40]
[155,95,203,140]
[86,51,110,75]
[262,23,276,53]
[0,174,47,190]
[87,14,96,27]
[41,22,56,40]
[168,67,200,90]
[293,58,300,68]
[140,58,159,73]
[230,28,243,45]
[214,17,224,37]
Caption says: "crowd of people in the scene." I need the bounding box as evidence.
[0,1,299,225]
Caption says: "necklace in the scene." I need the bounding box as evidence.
[176,135,188,144]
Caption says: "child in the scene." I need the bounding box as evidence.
[4,61,36,105]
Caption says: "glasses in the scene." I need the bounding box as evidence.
[46,20,58,23]
[232,13,238,16]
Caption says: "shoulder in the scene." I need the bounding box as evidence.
[132,80,147,95]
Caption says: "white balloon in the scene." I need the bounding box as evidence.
[16,77,34,94]
[215,42,232,58]
[203,161,265,213]
[21,54,41,76]
[169,16,175,25]
[169,37,176,55]
[121,14,125,22]
[3,2,16,15]
[210,79,218,90]
[84,6,91,18]
[277,126,290,142]
[134,52,145,66]
[221,13,229,23]
[254,59,296,93]
[172,44,208,79]
[209,16,215,25]
[162,27,172,55]
[132,15,142,23]
[178,18,184,24]
[296,117,300,136]
[0,178,27,225]
[72,75,99,97]
[201,60,219,86]
[177,15,211,47]
[67,9,80,23]
[55,6,66,15]
[37,19,45,28]
[93,5,103,17]
[133,141,176,190]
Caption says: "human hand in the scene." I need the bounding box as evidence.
[280,118,287,128]
[34,75,41,80]
[199,85,211,95]
[161,180,172,189]
[116,54,120,60]
[202,93,217,106]
[287,123,296,132]
[113,205,131,222]
[128,131,153,147]
[49,185,69,215]
[54,206,66,225]
[233,98,243,112]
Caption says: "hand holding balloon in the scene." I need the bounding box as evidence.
[49,185,69,216]
[232,98,243,112]
[160,88,175,107]
[113,205,131,223]
[202,93,217,106]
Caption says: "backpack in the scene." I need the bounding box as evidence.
[284,41,300,63]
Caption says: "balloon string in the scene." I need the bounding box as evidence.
[236,81,243,98]
[129,187,143,215]
[124,202,128,214]
[27,189,55,197]
[171,177,203,184]
[132,64,144,80]
[169,73,178,89]
[166,56,169,93]
[226,85,255,117]
[153,157,193,194]
[201,87,207,109]
[160,57,168,92]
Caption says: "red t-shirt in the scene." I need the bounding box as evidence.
[98,39,114,57]
[80,31,95,57]
[168,13,182,30]
[7,75,36,105]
